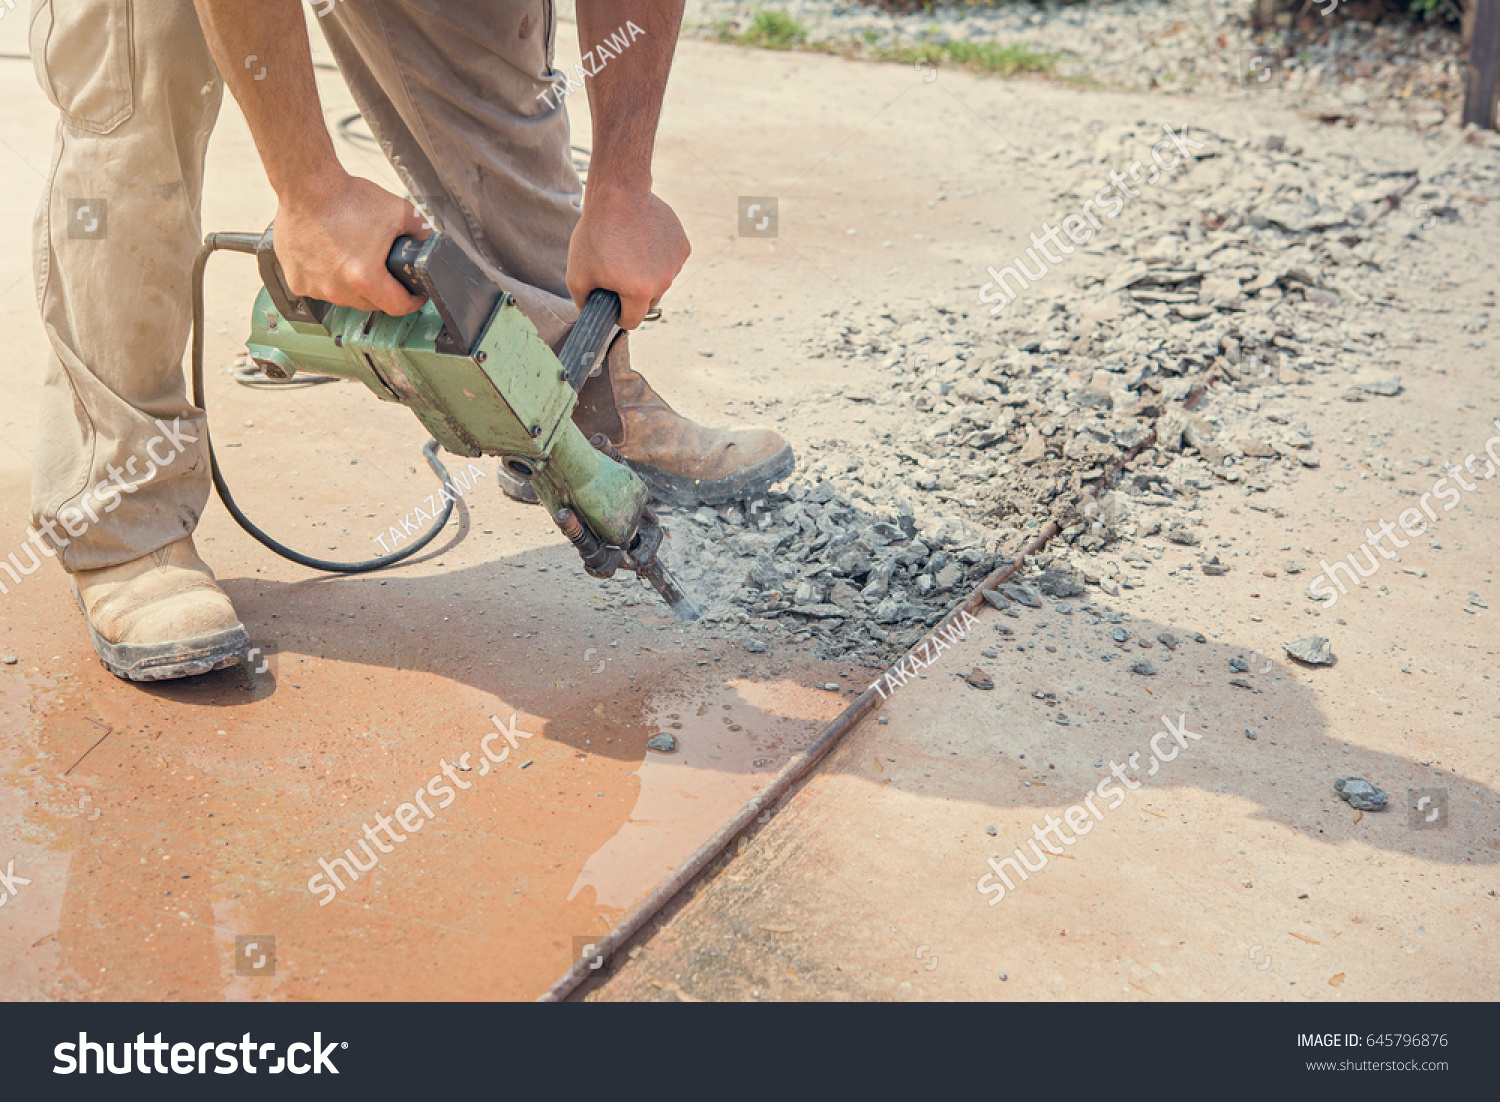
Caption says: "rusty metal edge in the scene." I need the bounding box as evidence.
[540,382,1208,1001]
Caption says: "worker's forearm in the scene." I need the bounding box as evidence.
[574,0,685,197]
[192,0,343,202]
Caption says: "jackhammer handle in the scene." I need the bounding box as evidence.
[385,236,427,297]
[256,227,427,323]
[559,288,622,391]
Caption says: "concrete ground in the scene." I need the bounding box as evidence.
[590,304,1500,1000]
[578,33,1500,1000]
[2,10,1495,1003]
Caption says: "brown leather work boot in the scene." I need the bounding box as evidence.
[72,537,250,682]
[498,334,794,508]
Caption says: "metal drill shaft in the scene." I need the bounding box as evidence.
[639,558,701,623]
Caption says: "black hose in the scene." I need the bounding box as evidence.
[335,111,380,148]
[190,233,456,574]
[231,364,340,388]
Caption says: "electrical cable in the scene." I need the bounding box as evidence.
[231,363,340,388]
[335,111,379,148]
[190,233,456,574]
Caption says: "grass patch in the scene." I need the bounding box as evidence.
[874,38,1057,77]
[715,7,1056,80]
[718,9,809,50]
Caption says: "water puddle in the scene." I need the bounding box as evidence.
[567,679,843,913]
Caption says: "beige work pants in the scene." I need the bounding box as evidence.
[30,0,583,571]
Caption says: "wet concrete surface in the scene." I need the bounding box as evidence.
[0,483,850,999]
[0,361,855,1002]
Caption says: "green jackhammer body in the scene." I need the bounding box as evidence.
[242,228,697,620]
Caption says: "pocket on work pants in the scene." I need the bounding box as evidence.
[30,0,135,134]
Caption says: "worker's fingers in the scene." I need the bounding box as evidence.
[347,204,433,316]
[579,272,672,330]
[565,190,689,332]
[564,271,587,313]
[273,175,435,317]
[284,267,374,315]
[614,291,651,331]
[362,272,428,318]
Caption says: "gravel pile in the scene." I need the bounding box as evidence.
[687,0,1472,127]
[620,102,1497,669]
[652,482,1005,661]
[588,4,1500,670]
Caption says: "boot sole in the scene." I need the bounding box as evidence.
[89,622,252,682]
[74,588,251,682]
[629,443,796,508]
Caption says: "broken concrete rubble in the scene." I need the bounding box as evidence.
[595,81,1491,675]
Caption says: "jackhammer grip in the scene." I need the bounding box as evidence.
[385,236,427,297]
[559,288,622,391]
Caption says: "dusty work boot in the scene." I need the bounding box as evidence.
[497,335,794,508]
[72,538,250,682]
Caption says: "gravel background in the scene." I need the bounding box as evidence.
[687,0,1468,125]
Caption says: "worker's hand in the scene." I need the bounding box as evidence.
[566,185,690,330]
[273,172,431,315]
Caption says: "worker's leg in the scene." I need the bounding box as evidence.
[28,0,247,679]
[317,0,793,505]
[30,0,221,570]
